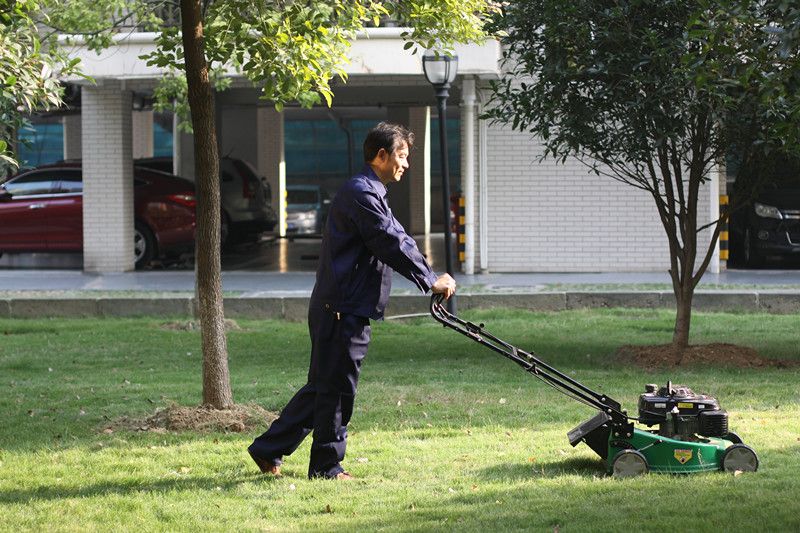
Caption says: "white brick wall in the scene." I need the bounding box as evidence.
[481,122,715,272]
[81,82,134,272]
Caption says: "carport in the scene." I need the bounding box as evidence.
[59,29,500,273]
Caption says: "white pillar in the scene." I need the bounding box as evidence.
[461,78,476,275]
[408,106,431,235]
[478,87,489,273]
[708,164,722,274]
[257,106,285,235]
[132,109,154,159]
[81,82,134,272]
[176,129,195,180]
[62,114,82,160]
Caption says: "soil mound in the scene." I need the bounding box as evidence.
[107,403,277,434]
[617,343,797,369]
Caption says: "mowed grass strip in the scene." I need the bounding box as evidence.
[0,308,798,532]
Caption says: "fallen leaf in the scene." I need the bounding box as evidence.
[79,409,86,416]
[734,470,743,477]
[471,485,478,491]
[408,503,416,511]
[505,431,512,437]
[356,457,369,463]
[48,368,53,372]
[448,487,456,493]
[289,484,296,491]
[325,504,333,514]
[499,398,507,404]
[103,428,114,434]
[528,456,537,463]
[179,467,191,474]
[397,400,402,406]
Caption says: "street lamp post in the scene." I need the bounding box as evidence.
[423,52,458,313]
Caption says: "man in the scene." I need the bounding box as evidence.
[248,122,456,480]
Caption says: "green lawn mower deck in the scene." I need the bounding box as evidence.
[431,295,759,477]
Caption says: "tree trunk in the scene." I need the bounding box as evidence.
[673,284,693,360]
[180,0,233,409]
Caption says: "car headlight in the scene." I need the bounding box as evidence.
[754,202,782,220]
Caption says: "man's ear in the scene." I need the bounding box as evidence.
[376,148,388,161]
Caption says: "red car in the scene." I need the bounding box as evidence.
[0,163,196,269]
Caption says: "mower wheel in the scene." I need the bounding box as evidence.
[722,431,743,444]
[611,449,648,478]
[721,444,759,473]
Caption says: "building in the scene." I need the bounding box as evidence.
[27,25,723,274]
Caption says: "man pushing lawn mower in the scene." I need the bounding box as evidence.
[248,122,456,480]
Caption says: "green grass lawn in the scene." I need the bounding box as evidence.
[1,308,799,532]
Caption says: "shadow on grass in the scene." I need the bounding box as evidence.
[0,468,277,505]
[477,456,606,480]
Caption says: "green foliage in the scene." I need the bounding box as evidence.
[143,0,498,127]
[486,1,800,346]
[152,69,231,134]
[0,0,74,173]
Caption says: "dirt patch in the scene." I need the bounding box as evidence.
[160,319,242,332]
[617,343,798,369]
[106,403,277,434]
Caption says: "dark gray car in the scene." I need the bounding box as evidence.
[136,156,277,244]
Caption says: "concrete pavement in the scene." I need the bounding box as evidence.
[1,267,799,319]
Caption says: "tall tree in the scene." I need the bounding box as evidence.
[3,0,497,409]
[143,0,499,408]
[486,0,800,355]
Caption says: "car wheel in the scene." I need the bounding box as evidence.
[743,227,763,268]
[134,221,156,269]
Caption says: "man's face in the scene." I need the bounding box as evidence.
[372,142,410,185]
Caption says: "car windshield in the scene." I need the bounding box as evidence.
[287,189,318,205]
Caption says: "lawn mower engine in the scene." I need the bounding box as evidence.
[638,381,730,441]
[593,379,760,477]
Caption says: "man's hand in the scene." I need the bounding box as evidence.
[431,273,456,299]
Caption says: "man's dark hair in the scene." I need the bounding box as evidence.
[363,122,415,162]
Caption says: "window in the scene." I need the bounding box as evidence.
[3,173,61,196]
[58,170,83,193]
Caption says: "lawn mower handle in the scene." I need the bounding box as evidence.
[429,294,630,425]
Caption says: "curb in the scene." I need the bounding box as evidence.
[2,291,800,319]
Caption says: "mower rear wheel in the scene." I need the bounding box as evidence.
[722,431,743,444]
[611,449,648,478]
[721,444,759,473]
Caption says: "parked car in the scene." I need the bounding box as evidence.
[730,179,800,267]
[0,163,196,269]
[286,185,330,235]
[135,156,277,245]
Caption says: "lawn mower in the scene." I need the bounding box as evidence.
[430,295,759,477]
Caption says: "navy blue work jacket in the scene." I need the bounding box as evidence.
[310,165,438,320]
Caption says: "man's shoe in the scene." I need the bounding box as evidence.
[248,449,281,476]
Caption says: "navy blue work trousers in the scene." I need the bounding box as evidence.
[250,306,371,478]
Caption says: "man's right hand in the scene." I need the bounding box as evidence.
[431,273,456,299]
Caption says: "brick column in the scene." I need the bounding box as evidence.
[62,114,82,160]
[256,106,285,235]
[132,110,154,159]
[81,82,134,272]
